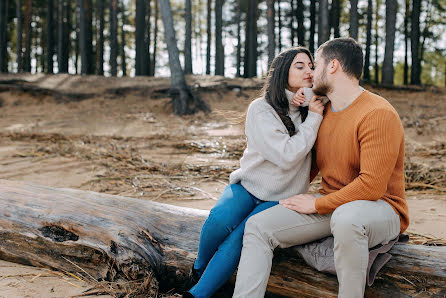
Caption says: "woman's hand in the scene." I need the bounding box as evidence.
[308,96,325,115]
[291,88,306,107]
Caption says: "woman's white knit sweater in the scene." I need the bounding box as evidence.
[229,89,323,201]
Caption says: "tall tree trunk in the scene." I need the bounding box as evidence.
[214,0,224,75]
[374,0,380,84]
[277,0,282,52]
[135,0,146,76]
[110,0,118,76]
[403,0,409,85]
[159,0,210,115]
[146,0,152,75]
[382,0,397,85]
[410,0,421,84]
[0,0,9,72]
[363,0,373,82]
[318,0,329,46]
[236,0,242,77]
[184,0,193,74]
[244,0,258,78]
[79,0,94,74]
[74,4,79,74]
[296,0,305,46]
[330,0,340,38]
[23,0,32,72]
[309,0,316,53]
[206,0,211,75]
[267,0,275,68]
[97,0,104,75]
[41,16,46,73]
[46,0,53,73]
[419,0,432,73]
[16,0,23,72]
[289,0,295,45]
[349,0,358,40]
[58,0,68,73]
[120,2,127,76]
[151,0,158,76]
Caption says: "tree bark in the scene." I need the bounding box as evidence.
[57,0,68,73]
[363,0,373,82]
[296,0,305,46]
[0,0,9,72]
[330,0,340,38]
[382,0,398,85]
[159,0,210,115]
[244,0,258,78]
[0,179,445,297]
[374,0,380,84]
[16,0,23,72]
[110,0,118,76]
[267,0,275,69]
[277,0,282,52]
[146,0,152,75]
[349,0,358,40]
[403,0,409,85]
[236,0,242,77]
[206,0,211,75]
[318,0,329,46]
[309,0,316,53]
[185,0,193,74]
[23,0,32,72]
[135,0,147,76]
[410,0,421,85]
[79,0,94,74]
[45,0,53,73]
[151,0,158,76]
[289,0,295,45]
[215,0,224,76]
[120,2,127,76]
[97,0,104,75]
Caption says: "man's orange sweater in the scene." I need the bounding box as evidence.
[312,90,409,233]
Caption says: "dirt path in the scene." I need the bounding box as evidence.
[0,74,445,296]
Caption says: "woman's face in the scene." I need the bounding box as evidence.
[287,52,314,92]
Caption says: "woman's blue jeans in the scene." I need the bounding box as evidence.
[189,183,278,298]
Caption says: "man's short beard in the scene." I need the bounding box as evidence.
[313,71,333,96]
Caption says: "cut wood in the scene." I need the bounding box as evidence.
[0,179,445,297]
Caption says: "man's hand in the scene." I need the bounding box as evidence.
[279,194,317,214]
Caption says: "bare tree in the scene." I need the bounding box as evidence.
[215,0,224,75]
[267,0,275,68]
[0,0,8,72]
[244,0,258,78]
[79,0,94,74]
[309,0,316,53]
[110,0,118,76]
[318,0,329,46]
[296,0,305,46]
[185,0,193,74]
[363,0,373,81]
[120,1,127,76]
[349,0,358,40]
[206,0,211,74]
[403,0,409,85]
[135,0,147,75]
[330,0,340,38]
[236,0,242,77]
[410,0,421,84]
[97,0,104,75]
[382,0,397,85]
[159,0,210,115]
[151,0,158,76]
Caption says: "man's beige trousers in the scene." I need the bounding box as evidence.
[233,199,400,298]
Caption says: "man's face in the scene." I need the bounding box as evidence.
[312,51,333,96]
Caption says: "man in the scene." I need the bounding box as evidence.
[232,37,409,298]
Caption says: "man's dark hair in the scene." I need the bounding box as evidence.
[317,37,364,80]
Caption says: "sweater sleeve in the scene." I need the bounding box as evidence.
[246,108,323,170]
[315,109,404,214]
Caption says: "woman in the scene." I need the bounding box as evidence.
[183,47,325,298]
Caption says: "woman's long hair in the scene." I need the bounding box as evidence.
[261,47,314,136]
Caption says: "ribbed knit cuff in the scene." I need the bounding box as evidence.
[315,195,331,214]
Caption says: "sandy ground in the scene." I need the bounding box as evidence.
[0,74,445,297]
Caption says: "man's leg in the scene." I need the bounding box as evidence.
[330,199,401,298]
[233,205,332,298]
[190,200,278,298]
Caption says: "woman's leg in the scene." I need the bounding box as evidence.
[193,183,258,276]
[189,200,279,298]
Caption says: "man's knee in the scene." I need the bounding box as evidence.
[244,215,277,250]
[330,202,367,242]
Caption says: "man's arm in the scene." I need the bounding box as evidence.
[314,109,404,214]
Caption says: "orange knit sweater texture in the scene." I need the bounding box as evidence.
[313,90,409,233]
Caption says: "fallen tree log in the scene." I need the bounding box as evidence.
[0,179,445,297]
